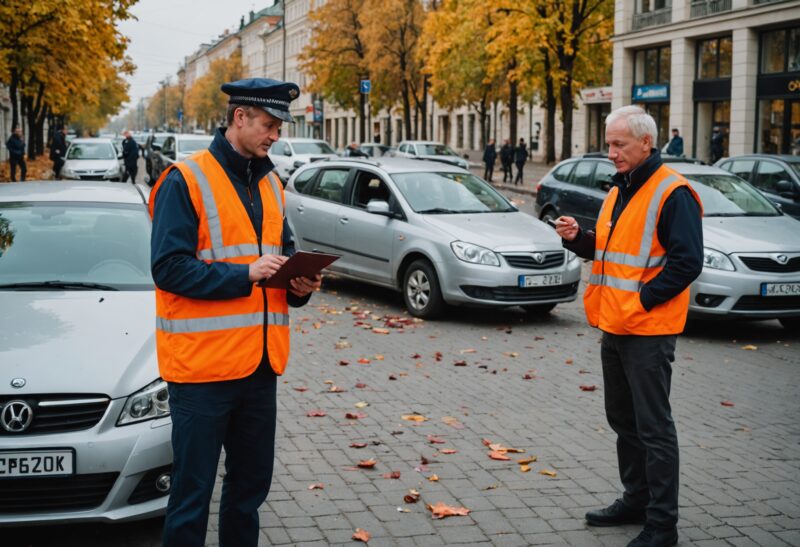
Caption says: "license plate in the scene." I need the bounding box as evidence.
[519,274,563,288]
[0,450,74,478]
[761,282,800,297]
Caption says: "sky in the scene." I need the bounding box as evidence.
[117,0,278,110]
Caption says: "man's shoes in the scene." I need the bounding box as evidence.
[626,525,678,547]
[585,499,646,526]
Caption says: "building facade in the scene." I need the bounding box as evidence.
[612,0,800,162]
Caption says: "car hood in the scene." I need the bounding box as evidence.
[703,215,800,253]
[421,211,562,251]
[64,159,118,170]
[0,291,158,399]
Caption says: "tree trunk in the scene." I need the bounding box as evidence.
[35,104,48,157]
[10,69,20,131]
[402,81,412,141]
[420,75,428,140]
[558,53,576,161]
[23,83,45,160]
[542,49,557,164]
[509,79,518,146]
[359,90,366,144]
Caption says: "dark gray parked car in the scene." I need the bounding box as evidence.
[715,155,800,219]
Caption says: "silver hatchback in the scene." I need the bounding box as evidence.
[285,158,582,318]
[0,182,171,525]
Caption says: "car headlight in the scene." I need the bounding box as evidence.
[451,241,500,266]
[567,250,579,262]
[703,248,735,271]
[106,165,120,175]
[117,378,170,426]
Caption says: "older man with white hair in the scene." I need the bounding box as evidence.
[555,105,703,547]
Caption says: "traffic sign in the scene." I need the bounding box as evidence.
[360,80,371,94]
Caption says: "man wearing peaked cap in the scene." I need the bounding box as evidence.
[149,77,321,547]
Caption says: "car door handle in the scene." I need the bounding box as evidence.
[339,217,349,224]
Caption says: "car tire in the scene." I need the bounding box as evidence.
[522,303,557,315]
[779,317,800,330]
[540,209,558,224]
[402,259,445,319]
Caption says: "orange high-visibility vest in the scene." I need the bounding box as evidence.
[148,150,290,382]
[584,164,702,335]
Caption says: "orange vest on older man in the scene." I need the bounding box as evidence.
[583,164,702,335]
[149,150,290,382]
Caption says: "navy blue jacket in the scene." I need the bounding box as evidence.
[666,136,683,156]
[6,134,25,158]
[483,144,497,163]
[122,136,139,167]
[563,150,703,312]
[151,128,310,309]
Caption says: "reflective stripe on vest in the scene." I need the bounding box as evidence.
[587,273,643,293]
[589,174,678,277]
[157,312,290,334]
[185,158,284,261]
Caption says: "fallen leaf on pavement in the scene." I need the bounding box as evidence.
[427,502,471,519]
[335,340,351,349]
[411,353,422,359]
[350,442,368,449]
[435,352,443,361]
[404,489,420,503]
[308,483,324,490]
[306,410,327,417]
[565,359,574,365]
[453,360,468,366]
[481,438,492,446]
[402,414,428,422]
[382,471,401,479]
[374,354,385,360]
[355,382,368,389]
[357,459,377,469]
[427,435,446,444]
[520,465,531,473]
[442,416,465,429]
[388,374,398,380]
[460,348,477,354]
[503,351,519,358]
[488,443,524,453]
[720,400,735,407]
[372,328,390,335]
[517,456,537,465]
[579,385,597,392]
[293,386,309,392]
[488,451,511,461]
[523,374,535,380]
[397,506,410,513]
[539,469,558,477]
[428,474,439,482]
[329,385,347,393]
[358,358,371,364]
[338,360,350,366]
[440,449,458,454]
[355,401,369,409]
[352,528,371,542]
[345,412,367,419]
[742,345,758,350]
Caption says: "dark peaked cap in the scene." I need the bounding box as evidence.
[221,78,300,123]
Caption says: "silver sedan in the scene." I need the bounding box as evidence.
[0,182,171,525]
[285,157,582,318]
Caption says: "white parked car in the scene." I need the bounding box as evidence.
[394,140,470,170]
[268,138,338,181]
[61,138,124,182]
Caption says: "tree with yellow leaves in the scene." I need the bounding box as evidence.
[300,0,369,141]
[185,49,243,132]
[147,81,182,131]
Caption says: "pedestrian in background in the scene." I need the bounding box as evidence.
[150,78,321,547]
[513,137,527,185]
[710,126,724,163]
[345,142,368,157]
[6,127,26,182]
[557,105,703,547]
[665,128,683,157]
[50,126,68,179]
[482,138,497,182]
[500,138,513,183]
[122,130,139,183]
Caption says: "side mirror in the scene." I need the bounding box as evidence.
[775,180,794,196]
[366,200,392,216]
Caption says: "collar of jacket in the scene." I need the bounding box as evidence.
[209,127,276,187]
[611,148,662,194]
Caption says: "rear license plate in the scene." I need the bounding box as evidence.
[0,450,74,478]
[761,282,800,297]
[519,274,563,288]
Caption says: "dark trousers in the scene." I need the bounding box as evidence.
[601,332,679,529]
[163,365,278,547]
[10,156,26,181]
[125,162,138,183]
[502,161,512,182]
[514,161,525,184]
[53,158,65,179]
[483,162,494,181]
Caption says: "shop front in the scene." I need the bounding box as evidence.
[756,26,800,155]
[693,36,731,163]
[632,45,671,147]
[581,86,612,153]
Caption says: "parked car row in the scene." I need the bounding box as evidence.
[534,155,800,329]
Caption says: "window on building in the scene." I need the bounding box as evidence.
[760,26,800,74]
[697,36,732,80]
[456,115,464,148]
[468,114,476,149]
[635,0,671,13]
[634,46,671,85]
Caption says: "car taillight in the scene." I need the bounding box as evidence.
[536,183,542,193]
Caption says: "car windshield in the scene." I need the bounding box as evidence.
[0,202,153,290]
[153,135,169,147]
[687,174,780,217]
[391,172,514,213]
[292,142,335,154]
[178,137,213,153]
[66,142,116,160]
[418,144,457,156]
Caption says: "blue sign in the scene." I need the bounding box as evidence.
[632,84,669,102]
[177,109,183,121]
[360,79,371,94]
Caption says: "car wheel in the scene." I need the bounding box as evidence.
[540,209,558,223]
[522,303,557,315]
[403,259,445,319]
[779,317,800,330]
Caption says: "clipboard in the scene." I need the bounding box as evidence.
[259,251,340,289]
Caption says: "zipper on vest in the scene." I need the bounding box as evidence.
[248,170,269,370]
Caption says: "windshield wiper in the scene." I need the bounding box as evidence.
[416,207,458,214]
[0,281,119,291]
